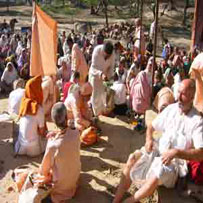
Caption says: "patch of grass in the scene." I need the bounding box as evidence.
[40,4,81,17]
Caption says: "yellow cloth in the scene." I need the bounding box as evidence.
[30,3,57,76]
[19,76,43,117]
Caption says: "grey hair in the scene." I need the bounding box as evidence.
[51,102,67,129]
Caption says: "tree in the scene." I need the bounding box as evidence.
[182,0,189,26]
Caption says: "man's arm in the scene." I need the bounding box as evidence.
[145,123,155,153]
[176,148,203,161]
[162,148,203,165]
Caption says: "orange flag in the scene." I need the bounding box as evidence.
[30,3,57,76]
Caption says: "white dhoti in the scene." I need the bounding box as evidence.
[89,74,106,116]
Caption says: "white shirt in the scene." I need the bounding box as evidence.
[8,88,25,114]
[115,67,127,84]
[89,44,115,79]
[16,106,45,155]
[111,81,127,105]
[1,67,17,85]
[152,103,203,154]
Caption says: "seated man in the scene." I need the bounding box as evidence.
[39,102,81,202]
[111,73,127,115]
[17,102,81,203]
[64,82,93,131]
[114,79,203,203]
[15,76,47,157]
[8,78,25,115]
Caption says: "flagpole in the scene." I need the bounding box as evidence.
[152,0,159,101]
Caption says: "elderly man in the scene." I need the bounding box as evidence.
[89,41,115,116]
[114,79,203,203]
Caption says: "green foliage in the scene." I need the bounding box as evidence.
[81,0,98,6]
[40,4,80,16]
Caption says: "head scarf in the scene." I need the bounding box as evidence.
[19,76,43,117]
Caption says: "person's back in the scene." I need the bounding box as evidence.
[111,81,126,105]
[40,102,81,202]
[15,106,46,157]
[8,88,25,114]
[47,128,81,201]
[47,129,81,200]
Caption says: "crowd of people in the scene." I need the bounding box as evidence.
[0,16,203,203]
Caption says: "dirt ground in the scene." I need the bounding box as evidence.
[0,3,200,203]
[0,97,198,203]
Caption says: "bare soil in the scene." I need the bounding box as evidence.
[0,3,199,203]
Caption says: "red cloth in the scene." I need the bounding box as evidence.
[63,82,73,102]
[188,161,203,184]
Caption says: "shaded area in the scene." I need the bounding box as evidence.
[0,10,31,17]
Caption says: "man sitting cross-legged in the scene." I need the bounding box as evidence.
[113,79,203,203]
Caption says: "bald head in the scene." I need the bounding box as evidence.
[178,79,196,114]
[181,79,196,97]
[51,102,67,129]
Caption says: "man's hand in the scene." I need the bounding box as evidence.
[46,132,56,139]
[161,149,178,165]
[101,73,108,81]
[145,139,153,153]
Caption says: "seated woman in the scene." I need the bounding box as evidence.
[0,62,18,94]
[40,102,81,202]
[64,82,93,131]
[15,76,47,157]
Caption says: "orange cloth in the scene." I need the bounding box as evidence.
[190,53,203,113]
[19,76,43,117]
[71,43,89,83]
[30,3,57,76]
[80,127,98,146]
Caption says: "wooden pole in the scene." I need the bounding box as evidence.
[152,0,159,99]
[191,0,198,51]
[139,0,143,65]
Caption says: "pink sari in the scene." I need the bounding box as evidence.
[72,44,89,83]
[130,71,152,114]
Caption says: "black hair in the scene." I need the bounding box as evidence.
[73,71,80,79]
[104,41,114,55]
